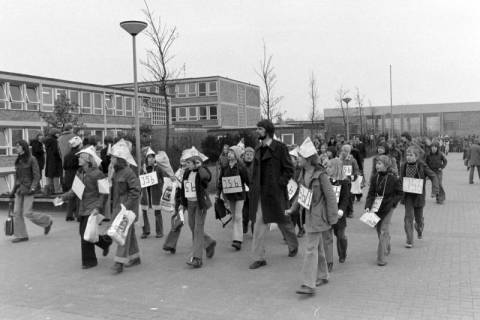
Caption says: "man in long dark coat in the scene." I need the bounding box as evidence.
[44,128,63,195]
[249,120,298,269]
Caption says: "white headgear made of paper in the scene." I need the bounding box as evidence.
[298,137,317,158]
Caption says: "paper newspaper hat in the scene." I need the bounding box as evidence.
[144,147,155,157]
[229,145,244,160]
[110,141,137,167]
[289,146,299,158]
[298,137,317,158]
[76,145,102,167]
[68,136,82,148]
[183,146,208,163]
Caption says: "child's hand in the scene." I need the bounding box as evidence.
[338,209,344,218]
[284,209,292,216]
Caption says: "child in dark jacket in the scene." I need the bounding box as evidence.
[365,155,403,266]
[324,158,350,270]
[426,141,447,204]
[401,146,439,248]
[179,149,216,269]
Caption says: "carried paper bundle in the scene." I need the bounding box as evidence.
[359,211,381,228]
[160,178,177,213]
[155,151,175,177]
[107,204,136,245]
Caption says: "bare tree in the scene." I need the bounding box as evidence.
[256,40,283,122]
[335,86,350,137]
[308,72,320,137]
[354,87,365,136]
[142,0,179,150]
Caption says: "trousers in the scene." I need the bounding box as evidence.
[302,231,329,288]
[13,194,52,239]
[187,201,215,260]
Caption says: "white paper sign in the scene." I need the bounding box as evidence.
[351,175,363,194]
[332,185,341,204]
[184,181,196,198]
[371,196,383,213]
[175,169,184,183]
[402,177,423,194]
[72,175,85,200]
[140,172,158,188]
[360,211,381,227]
[287,179,298,200]
[298,185,313,210]
[97,178,110,194]
[343,165,353,176]
[222,175,243,194]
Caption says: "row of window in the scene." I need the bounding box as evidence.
[0,82,158,118]
[139,81,218,98]
[171,106,218,122]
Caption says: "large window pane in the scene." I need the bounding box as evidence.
[125,97,133,117]
[198,83,207,96]
[188,83,196,97]
[209,106,217,120]
[409,117,420,135]
[115,96,124,116]
[81,92,92,114]
[0,129,7,155]
[43,87,54,105]
[26,87,39,103]
[178,107,187,120]
[208,81,217,95]
[199,106,207,119]
[105,94,114,115]
[188,107,197,120]
[9,84,23,102]
[177,84,187,97]
[93,93,103,115]
[0,83,6,100]
[11,129,24,153]
[425,116,440,136]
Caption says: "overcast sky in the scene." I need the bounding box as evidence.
[1,0,480,119]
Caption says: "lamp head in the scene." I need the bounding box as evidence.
[120,20,148,36]
[342,97,352,104]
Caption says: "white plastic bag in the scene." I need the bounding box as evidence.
[98,178,110,194]
[107,204,136,246]
[351,176,363,195]
[160,178,177,213]
[83,211,105,243]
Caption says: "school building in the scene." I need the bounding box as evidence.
[323,101,480,138]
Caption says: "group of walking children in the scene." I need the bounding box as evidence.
[8,120,445,297]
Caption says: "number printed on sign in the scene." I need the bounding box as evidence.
[222,176,243,194]
[140,172,158,188]
[298,185,313,209]
[287,179,298,200]
[402,177,423,194]
[184,181,196,198]
[343,165,353,176]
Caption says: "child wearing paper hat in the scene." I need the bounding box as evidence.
[58,146,112,269]
[109,145,142,274]
[140,147,169,240]
[286,136,338,296]
[178,147,216,268]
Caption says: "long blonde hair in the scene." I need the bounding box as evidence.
[327,158,346,180]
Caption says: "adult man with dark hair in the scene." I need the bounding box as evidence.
[249,119,298,269]
[468,139,480,184]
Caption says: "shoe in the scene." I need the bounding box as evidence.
[140,233,149,239]
[206,240,216,259]
[82,262,98,269]
[405,243,413,248]
[186,257,202,268]
[163,246,176,254]
[377,261,387,266]
[316,279,329,287]
[124,258,141,268]
[155,234,164,238]
[249,260,267,269]
[296,285,315,295]
[327,262,333,272]
[339,257,345,263]
[417,233,423,240]
[66,217,75,221]
[11,237,29,243]
[44,221,53,235]
[111,262,124,274]
[288,247,298,257]
[102,242,111,257]
[297,228,305,238]
[231,241,242,251]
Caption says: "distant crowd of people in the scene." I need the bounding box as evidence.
[8,121,464,296]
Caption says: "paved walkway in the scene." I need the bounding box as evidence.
[1,154,480,320]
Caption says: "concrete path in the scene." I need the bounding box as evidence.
[1,153,480,320]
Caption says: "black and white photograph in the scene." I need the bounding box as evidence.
[1,0,480,319]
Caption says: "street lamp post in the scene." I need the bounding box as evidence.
[342,97,352,140]
[120,20,148,174]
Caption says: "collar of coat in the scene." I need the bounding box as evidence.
[254,139,282,162]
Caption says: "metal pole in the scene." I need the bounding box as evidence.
[390,64,393,139]
[346,101,350,140]
[132,35,142,175]
[103,100,107,140]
